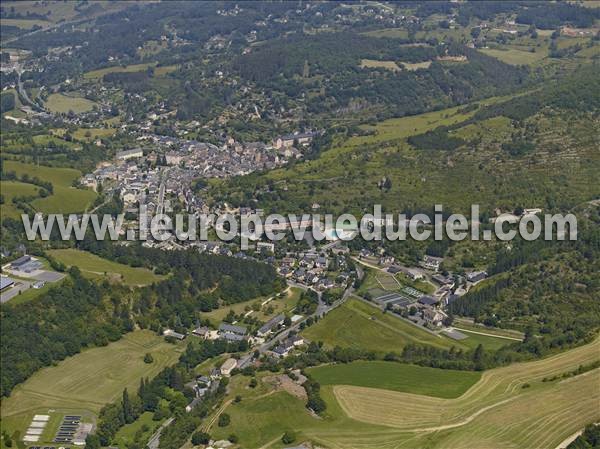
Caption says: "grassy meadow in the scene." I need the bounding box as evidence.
[47,249,164,286]
[45,93,97,114]
[2,160,97,214]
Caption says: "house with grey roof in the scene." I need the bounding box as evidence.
[218,323,247,336]
[257,314,285,337]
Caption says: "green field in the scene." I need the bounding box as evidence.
[47,249,164,286]
[210,391,325,448]
[302,298,456,352]
[2,160,97,214]
[45,93,97,114]
[1,330,184,445]
[308,361,481,399]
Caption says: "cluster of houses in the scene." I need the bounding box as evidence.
[80,130,321,239]
[278,250,351,291]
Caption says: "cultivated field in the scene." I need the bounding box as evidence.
[47,249,164,286]
[2,160,97,214]
[302,298,456,352]
[1,331,184,444]
[308,361,481,399]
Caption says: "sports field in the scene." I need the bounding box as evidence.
[308,361,481,399]
[210,337,600,448]
[2,160,97,214]
[47,249,164,286]
[1,331,184,445]
[302,298,456,352]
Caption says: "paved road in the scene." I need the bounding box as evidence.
[146,417,174,449]
[156,182,166,216]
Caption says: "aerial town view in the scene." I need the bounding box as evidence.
[0,1,599,449]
